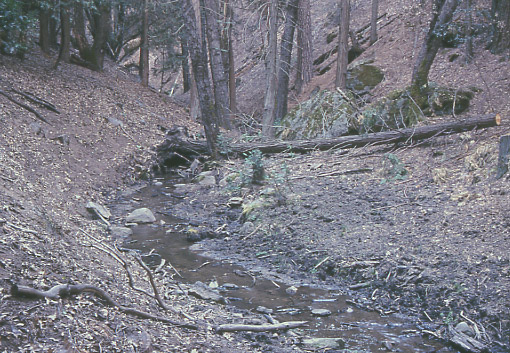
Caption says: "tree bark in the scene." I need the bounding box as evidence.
[91,1,111,71]
[181,40,191,93]
[158,115,501,158]
[489,0,510,53]
[203,0,231,129]
[261,0,279,139]
[370,0,379,44]
[140,0,150,86]
[295,0,313,94]
[56,3,71,64]
[411,0,459,98]
[275,0,299,123]
[39,7,50,54]
[179,0,219,157]
[224,0,237,118]
[335,0,350,89]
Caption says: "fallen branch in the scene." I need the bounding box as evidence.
[157,115,502,161]
[10,88,60,114]
[11,283,198,330]
[0,89,51,125]
[215,321,308,333]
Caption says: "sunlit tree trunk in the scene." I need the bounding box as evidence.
[335,0,350,89]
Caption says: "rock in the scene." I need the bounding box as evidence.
[110,226,133,239]
[239,221,255,235]
[347,62,384,93]
[86,202,111,220]
[256,306,273,314]
[302,338,346,350]
[126,208,156,223]
[141,253,162,267]
[29,122,44,136]
[222,283,239,290]
[311,308,332,317]
[188,281,228,304]
[227,197,243,207]
[153,181,163,187]
[278,90,356,140]
[107,116,124,127]
[286,286,298,295]
[51,134,70,145]
[455,321,474,337]
[198,175,216,187]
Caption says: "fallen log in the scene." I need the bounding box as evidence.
[0,89,51,125]
[11,283,198,330]
[215,321,308,333]
[157,115,501,162]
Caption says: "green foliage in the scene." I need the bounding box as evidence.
[381,153,408,183]
[216,133,233,156]
[244,149,265,185]
[0,0,36,57]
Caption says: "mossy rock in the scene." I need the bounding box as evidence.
[359,84,475,133]
[347,63,384,92]
[277,90,358,140]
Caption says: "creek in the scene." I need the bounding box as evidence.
[117,177,448,352]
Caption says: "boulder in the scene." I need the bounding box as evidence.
[86,202,111,220]
[302,338,346,350]
[110,226,133,239]
[126,208,156,223]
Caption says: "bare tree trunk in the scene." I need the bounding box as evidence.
[49,2,58,49]
[335,0,350,89]
[39,7,50,54]
[370,0,379,44]
[91,1,111,71]
[411,0,459,99]
[262,0,279,139]
[56,3,71,64]
[464,0,473,63]
[489,0,510,53]
[179,0,219,157]
[224,0,237,118]
[181,40,191,93]
[295,0,313,94]
[275,0,299,123]
[203,0,231,129]
[140,0,149,86]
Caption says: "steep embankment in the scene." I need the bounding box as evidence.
[0,52,301,352]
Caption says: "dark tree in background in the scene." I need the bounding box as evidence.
[56,0,71,64]
[295,0,313,94]
[489,0,510,54]
[140,0,149,86]
[335,0,350,89]
[411,0,459,101]
[39,2,50,54]
[275,0,299,123]
[178,0,219,157]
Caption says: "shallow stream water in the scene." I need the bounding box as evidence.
[121,178,448,352]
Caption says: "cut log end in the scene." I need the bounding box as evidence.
[495,114,501,125]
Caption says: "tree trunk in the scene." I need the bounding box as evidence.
[295,0,313,94]
[489,0,510,53]
[49,2,58,49]
[181,40,191,93]
[224,0,237,118]
[370,0,379,44]
[179,0,219,157]
[464,0,473,62]
[73,1,90,58]
[335,0,350,89]
[411,0,459,99]
[275,0,299,123]
[203,0,231,129]
[56,3,71,64]
[91,1,111,71]
[140,0,150,86]
[39,7,50,54]
[158,115,501,158]
[261,0,279,139]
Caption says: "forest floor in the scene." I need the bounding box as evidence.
[1,0,510,351]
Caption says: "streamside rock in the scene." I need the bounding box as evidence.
[189,281,228,304]
[86,202,111,220]
[311,309,332,317]
[302,338,346,350]
[110,226,133,239]
[126,208,156,223]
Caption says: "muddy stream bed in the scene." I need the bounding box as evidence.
[113,178,449,352]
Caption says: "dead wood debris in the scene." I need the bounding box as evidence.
[10,283,198,330]
[215,321,308,333]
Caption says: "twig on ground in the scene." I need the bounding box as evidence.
[215,321,308,333]
[0,89,51,124]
